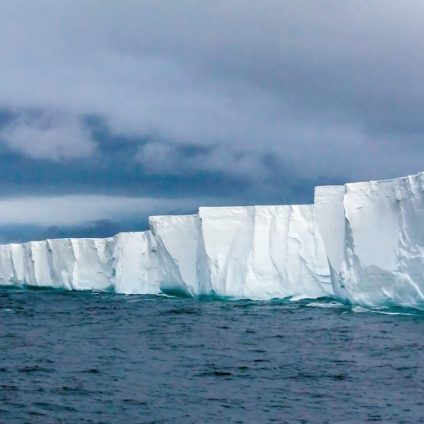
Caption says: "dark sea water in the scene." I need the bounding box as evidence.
[1,288,423,424]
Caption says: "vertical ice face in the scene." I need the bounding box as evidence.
[9,244,26,284]
[45,239,76,289]
[199,206,254,297]
[112,231,160,294]
[314,185,349,300]
[199,205,332,299]
[340,173,424,307]
[70,238,114,291]
[314,172,424,307]
[0,233,159,293]
[149,215,207,296]
[249,205,332,299]
[1,170,423,306]
[0,240,68,288]
[25,241,53,287]
[45,238,114,290]
[0,245,13,286]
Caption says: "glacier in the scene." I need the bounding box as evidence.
[1,171,424,308]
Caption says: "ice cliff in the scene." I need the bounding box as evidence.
[149,214,207,297]
[0,232,159,294]
[1,171,424,307]
[149,205,331,299]
[199,205,332,299]
[315,172,424,308]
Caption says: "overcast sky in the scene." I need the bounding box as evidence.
[0,1,423,242]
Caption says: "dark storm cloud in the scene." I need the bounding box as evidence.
[0,1,423,239]
[0,112,307,205]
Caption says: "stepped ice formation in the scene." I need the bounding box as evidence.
[148,206,332,299]
[1,171,424,307]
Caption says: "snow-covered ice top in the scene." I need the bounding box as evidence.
[1,171,424,308]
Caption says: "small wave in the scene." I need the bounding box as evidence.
[349,305,424,317]
[2,284,424,316]
[306,300,345,309]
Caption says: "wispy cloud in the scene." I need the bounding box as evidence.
[0,112,96,161]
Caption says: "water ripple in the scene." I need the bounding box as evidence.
[0,288,423,423]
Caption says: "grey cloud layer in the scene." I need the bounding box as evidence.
[1,0,424,185]
[0,195,210,243]
[0,112,96,161]
[0,195,203,226]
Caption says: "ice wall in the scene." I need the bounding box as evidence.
[315,172,424,307]
[2,171,424,307]
[112,232,159,294]
[342,174,424,307]
[0,238,113,290]
[199,206,254,297]
[48,238,113,290]
[149,214,207,296]
[314,185,348,300]
[148,206,332,300]
[199,205,332,299]
[0,232,159,294]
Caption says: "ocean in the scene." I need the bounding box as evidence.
[1,288,423,423]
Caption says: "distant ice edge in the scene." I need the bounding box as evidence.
[1,171,424,308]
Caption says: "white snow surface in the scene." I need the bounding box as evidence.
[1,171,424,307]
